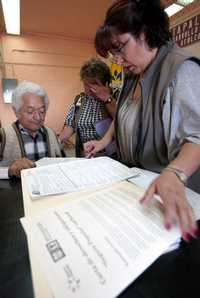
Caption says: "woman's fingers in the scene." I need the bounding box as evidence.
[140,182,156,204]
[84,142,95,153]
[175,194,198,240]
[140,182,176,230]
[140,172,198,241]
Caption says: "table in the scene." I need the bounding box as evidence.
[0,178,34,298]
[21,171,200,298]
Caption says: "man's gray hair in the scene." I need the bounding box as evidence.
[11,81,49,112]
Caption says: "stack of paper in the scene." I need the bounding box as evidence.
[21,158,200,298]
[21,181,185,298]
[23,157,139,199]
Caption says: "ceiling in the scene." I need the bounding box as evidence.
[0,0,178,41]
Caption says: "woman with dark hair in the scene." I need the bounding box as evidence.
[84,0,200,240]
[59,57,116,157]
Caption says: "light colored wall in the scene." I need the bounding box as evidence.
[0,34,96,132]
[170,0,200,57]
[1,2,200,132]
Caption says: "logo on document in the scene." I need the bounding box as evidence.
[46,239,65,262]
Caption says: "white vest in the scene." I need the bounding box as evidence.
[0,123,63,164]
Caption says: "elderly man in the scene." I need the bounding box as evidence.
[0,81,64,178]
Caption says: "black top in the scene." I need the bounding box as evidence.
[0,178,34,298]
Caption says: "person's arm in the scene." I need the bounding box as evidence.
[104,100,116,118]
[59,102,77,145]
[59,125,74,144]
[84,121,115,157]
[141,60,200,241]
[0,128,35,178]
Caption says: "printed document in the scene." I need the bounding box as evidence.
[36,157,79,167]
[21,182,183,298]
[129,168,200,220]
[23,157,138,198]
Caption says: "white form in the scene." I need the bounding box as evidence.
[21,182,181,298]
[22,157,139,199]
[0,167,9,179]
[36,157,80,167]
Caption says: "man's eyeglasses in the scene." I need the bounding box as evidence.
[21,107,46,117]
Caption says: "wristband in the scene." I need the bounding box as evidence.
[164,166,188,185]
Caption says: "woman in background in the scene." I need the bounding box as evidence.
[59,57,116,157]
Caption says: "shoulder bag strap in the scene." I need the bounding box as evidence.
[0,127,6,160]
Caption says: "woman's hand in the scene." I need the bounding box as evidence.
[84,121,115,158]
[140,170,198,241]
[84,140,106,158]
[89,79,111,102]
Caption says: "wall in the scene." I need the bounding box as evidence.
[170,0,200,56]
[1,1,200,132]
[0,33,96,132]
